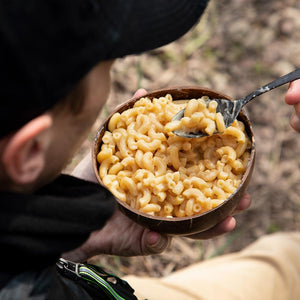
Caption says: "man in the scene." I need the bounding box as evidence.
[0,0,249,298]
[0,1,299,299]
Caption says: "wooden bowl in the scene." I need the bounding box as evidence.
[93,86,255,235]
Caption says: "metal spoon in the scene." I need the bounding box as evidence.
[172,68,300,138]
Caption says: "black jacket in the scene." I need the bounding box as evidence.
[0,266,95,299]
[0,175,127,299]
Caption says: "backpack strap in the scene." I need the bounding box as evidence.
[56,258,137,300]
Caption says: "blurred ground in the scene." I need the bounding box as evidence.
[66,0,300,278]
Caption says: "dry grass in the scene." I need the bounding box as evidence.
[66,0,300,278]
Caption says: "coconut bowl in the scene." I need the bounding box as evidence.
[93,86,255,235]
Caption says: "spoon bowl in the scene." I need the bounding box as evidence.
[173,68,300,138]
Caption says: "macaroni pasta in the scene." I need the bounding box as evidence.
[98,94,251,218]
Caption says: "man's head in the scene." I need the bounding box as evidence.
[0,60,113,192]
[0,0,209,192]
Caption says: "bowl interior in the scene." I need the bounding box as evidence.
[93,86,256,235]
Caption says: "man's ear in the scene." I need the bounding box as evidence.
[2,114,53,184]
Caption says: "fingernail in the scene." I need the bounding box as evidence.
[229,217,236,229]
[146,232,170,254]
[146,232,160,246]
[224,217,236,232]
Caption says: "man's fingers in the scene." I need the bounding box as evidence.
[290,112,300,132]
[132,88,148,99]
[285,79,300,105]
[143,231,171,254]
[232,192,251,215]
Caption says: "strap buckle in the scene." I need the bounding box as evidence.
[56,258,81,278]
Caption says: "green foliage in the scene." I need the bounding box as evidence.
[267,223,281,234]
[208,231,242,259]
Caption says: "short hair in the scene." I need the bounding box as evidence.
[52,78,87,117]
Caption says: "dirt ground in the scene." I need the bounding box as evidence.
[65,0,300,278]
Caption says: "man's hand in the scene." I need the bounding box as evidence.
[63,208,171,262]
[285,79,300,132]
[63,192,251,261]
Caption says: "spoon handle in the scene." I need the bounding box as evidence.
[240,68,300,107]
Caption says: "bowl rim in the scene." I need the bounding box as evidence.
[93,86,256,222]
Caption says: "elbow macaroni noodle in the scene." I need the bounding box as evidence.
[165,97,227,136]
[97,94,251,217]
